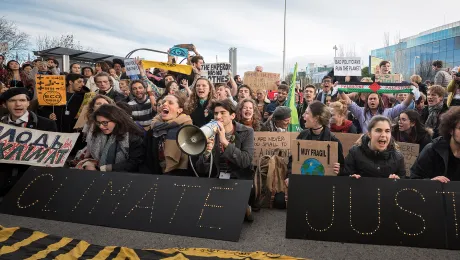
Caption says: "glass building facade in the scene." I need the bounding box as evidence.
[371,21,460,78]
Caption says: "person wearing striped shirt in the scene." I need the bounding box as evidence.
[127,80,156,130]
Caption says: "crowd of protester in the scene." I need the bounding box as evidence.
[0,51,460,221]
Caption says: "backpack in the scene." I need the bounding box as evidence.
[254,149,288,209]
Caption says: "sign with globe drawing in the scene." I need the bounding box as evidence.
[291,140,338,176]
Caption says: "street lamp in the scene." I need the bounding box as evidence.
[413,56,420,75]
[333,45,338,57]
[282,0,287,80]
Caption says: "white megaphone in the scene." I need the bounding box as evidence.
[176,120,220,156]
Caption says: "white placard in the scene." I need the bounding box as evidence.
[200,63,231,83]
[124,59,140,76]
[334,57,362,76]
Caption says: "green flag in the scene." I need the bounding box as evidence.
[285,63,301,132]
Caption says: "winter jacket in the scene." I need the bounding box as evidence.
[447,79,460,107]
[348,101,408,133]
[196,122,254,180]
[392,128,432,152]
[434,69,452,88]
[190,99,213,127]
[420,103,449,138]
[410,136,450,179]
[341,135,406,178]
[287,127,345,176]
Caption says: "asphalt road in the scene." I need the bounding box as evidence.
[0,210,459,260]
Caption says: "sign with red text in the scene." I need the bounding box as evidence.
[0,167,252,241]
[0,123,79,167]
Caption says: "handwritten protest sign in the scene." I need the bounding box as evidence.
[124,59,140,76]
[291,140,338,176]
[375,74,402,83]
[201,63,231,83]
[35,75,66,106]
[396,142,419,177]
[243,72,280,92]
[253,132,291,165]
[74,105,89,129]
[141,60,192,75]
[169,46,188,57]
[0,123,79,167]
[334,57,362,76]
[334,133,361,157]
[76,92,96,119]
[0,42,8,53]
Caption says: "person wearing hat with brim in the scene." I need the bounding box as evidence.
[260,106,291,132]
[0,87,57,198]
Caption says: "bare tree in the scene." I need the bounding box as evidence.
[416,61,435,82]
[345,44,356,57]
[0,17,30,60]
[383,32,391,59]
[337,44,345,57]
[36,34,92,51]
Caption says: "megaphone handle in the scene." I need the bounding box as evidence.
[214,133,221,177]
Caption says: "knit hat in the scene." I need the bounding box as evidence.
[273,106,291,121]
[0,87,30,102]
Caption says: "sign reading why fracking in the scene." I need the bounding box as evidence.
[35,75,66,106]
[334,57,362,76]
[200,63,231,83]
[291,140,338,176]
[0,123,79,167]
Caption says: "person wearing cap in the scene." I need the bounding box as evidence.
[0,87,57,197]
[260,106,291,132]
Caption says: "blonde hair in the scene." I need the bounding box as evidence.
[410,75,422,84]
[329,101,348,117]
[361,77,372,82]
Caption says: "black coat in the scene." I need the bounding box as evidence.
[287,127,345,176]
[392,128,432,152]
[341,135,406,178]
[410,137,450,179]
[420,103,448,138]
[110,134,145,173]
[190,100,213,127]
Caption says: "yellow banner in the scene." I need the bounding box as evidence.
[141,60,193,75]
[35,75,67,106]
[76,92,96,118]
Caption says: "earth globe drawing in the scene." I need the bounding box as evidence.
[300,158,325,176]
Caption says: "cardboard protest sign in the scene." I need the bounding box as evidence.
[396,142,419,177]
[369,56,384,75]
[253,132,292,165]
[141,60,192,75]
[243,72,280,92]
[334,57,362,76]
[334,133,361,157]
[0,123,79,167]
[200,63,231,83]
[291,140,338,176]
[169,46,189,57]
[375,74,402,83]
[73,104,89,129]
[0,42,8,53]
[0,167,253,242]
[35,75,66,106]
[124,59,140,76]
[76,92,96,119]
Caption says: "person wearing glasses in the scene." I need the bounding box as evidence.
[76,104,144,172]
[315,76,338,105]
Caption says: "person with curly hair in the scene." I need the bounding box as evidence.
[411,106,460,182]
[185,78,215,127]
[392,110,432,152]
[236,98,261,131]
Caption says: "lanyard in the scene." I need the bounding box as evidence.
[65,93,75,112]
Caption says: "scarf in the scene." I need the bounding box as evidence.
[241,119,253,128]
[151,113,192,137]
[90,132,129,168]
[330,120,353,133]
[425,102,444,129]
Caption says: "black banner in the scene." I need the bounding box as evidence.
[0,167,252,242]
[286,175,460,249]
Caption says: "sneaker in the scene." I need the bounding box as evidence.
[244,205,254,222]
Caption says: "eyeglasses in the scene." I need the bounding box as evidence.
[95,121,111,127]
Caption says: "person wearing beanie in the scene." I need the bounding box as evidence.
[260,106,291,132]
[0,87,57,197]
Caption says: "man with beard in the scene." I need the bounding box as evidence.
[260,106,291,132]
[411,106,460,182]
[234,74,243,87]
[265,84,289,117]
[315,76,338,104]
[298,84,316,129]
[38,73,87,133]
[420,85,448,138]
[237,84,253,103]
[128,80,156,130]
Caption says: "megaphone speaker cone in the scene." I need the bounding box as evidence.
[176,125,207,156]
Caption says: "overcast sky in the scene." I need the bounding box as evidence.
[1,0,458,76]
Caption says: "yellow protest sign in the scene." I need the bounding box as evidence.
[141,60,192,75]
[35,75,66,106]
[291,140,338,176]
[76,92,96,118]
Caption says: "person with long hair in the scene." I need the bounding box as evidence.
[185,78,215,127]
[393,110,432,152]
[142,94,193,176]
[5,60,34,99]
[236,98,261,131]
[255,89,270,120]
[341,115,405,178]
[77,104,144,172]
[285,101,345,186]
[411,107,460,182]
[329,101,357,133]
